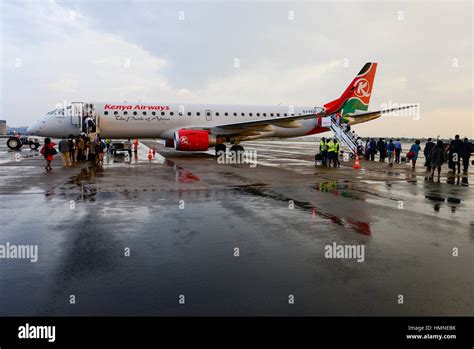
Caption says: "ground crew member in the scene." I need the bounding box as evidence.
[327,138,335,167]
[319,137,327,166]
[105,138,111,152]
[333,139,340,167]
[133,139,139,153]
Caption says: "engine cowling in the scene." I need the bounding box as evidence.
[174,129,216,151]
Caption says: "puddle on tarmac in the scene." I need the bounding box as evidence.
[232,184,371,236]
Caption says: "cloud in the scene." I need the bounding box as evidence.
[1,0,176,119]
[0,0,472,138]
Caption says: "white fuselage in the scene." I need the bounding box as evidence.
[28,102,326,140]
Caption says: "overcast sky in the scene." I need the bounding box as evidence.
[1,0,472,138]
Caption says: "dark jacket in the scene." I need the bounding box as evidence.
[461,142,473,158]
[424,141,435,157]
[430,146,445,167]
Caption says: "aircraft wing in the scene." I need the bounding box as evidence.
[179,104,418,134]
[346,105,419,120]
[179,111,325,135]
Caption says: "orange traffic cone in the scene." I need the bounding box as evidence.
[147,149,152,161]
[353,153,361,170]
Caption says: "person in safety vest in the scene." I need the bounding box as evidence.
[327,139,335,167]
[333,139,340,167]
[319,137,327,166]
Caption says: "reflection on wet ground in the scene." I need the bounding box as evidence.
[0,140,473,316]
[234,183,371,236]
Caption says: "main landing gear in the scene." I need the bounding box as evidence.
[214,144,245,156]
[215,143,226,155]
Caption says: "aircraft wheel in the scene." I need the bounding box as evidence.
[349,152,355,159]
[7,137,21,150]
[215,144,226,156]
[230,145,244,153]
[30,142,40,150]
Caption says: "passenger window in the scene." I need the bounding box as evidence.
[206,112,211,116]
[143,111,147,115]
[114,111,118,115]
[188,112,191,116]
[241,113,245,116]
[257,113,260,116]
[277,113,280,117]
[233,112,237,116]
[124,111,128,115]
[263,113,267,117]
[104,111,108,115]
[197,112,200,116]
[270,113,274,117]
[133,111,137,115]
[216,112,219,116]
[284,113,287,116]
[170,112,174,116]
[161,111,165,116]
[225,112,228,116]
[249,113,253,116]
[152,111,156,116]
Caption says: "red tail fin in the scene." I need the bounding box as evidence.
[324,62,377,116]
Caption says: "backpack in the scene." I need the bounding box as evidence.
[49,147,57,156]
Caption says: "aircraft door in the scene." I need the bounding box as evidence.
[71,102,83,130]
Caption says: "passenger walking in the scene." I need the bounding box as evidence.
[369,138,377,161]
[333,139,340,167]
[461,137,473,173]
[356,137,363,156]
[387,139,395,166]
[407,140,421,168]
[377,138,386,162]
[84,115,95,133]
[58,137,72,168]
[429,140,445,182]
[394,139,402,163]
[40,138,57,171]
[76,136,85,161]
[68,135,75,163]
[95,137,106,167]
[365,139,370,160]
[319,137,327,166]
[423,138,435,171]
[449,135,463,174]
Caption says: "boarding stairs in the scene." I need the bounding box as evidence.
[329,118,357,155]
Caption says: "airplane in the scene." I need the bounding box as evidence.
[27,62,415,155]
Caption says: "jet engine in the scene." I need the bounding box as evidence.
[173,129,216,151]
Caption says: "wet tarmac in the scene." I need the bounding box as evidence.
[0,140,472,316]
